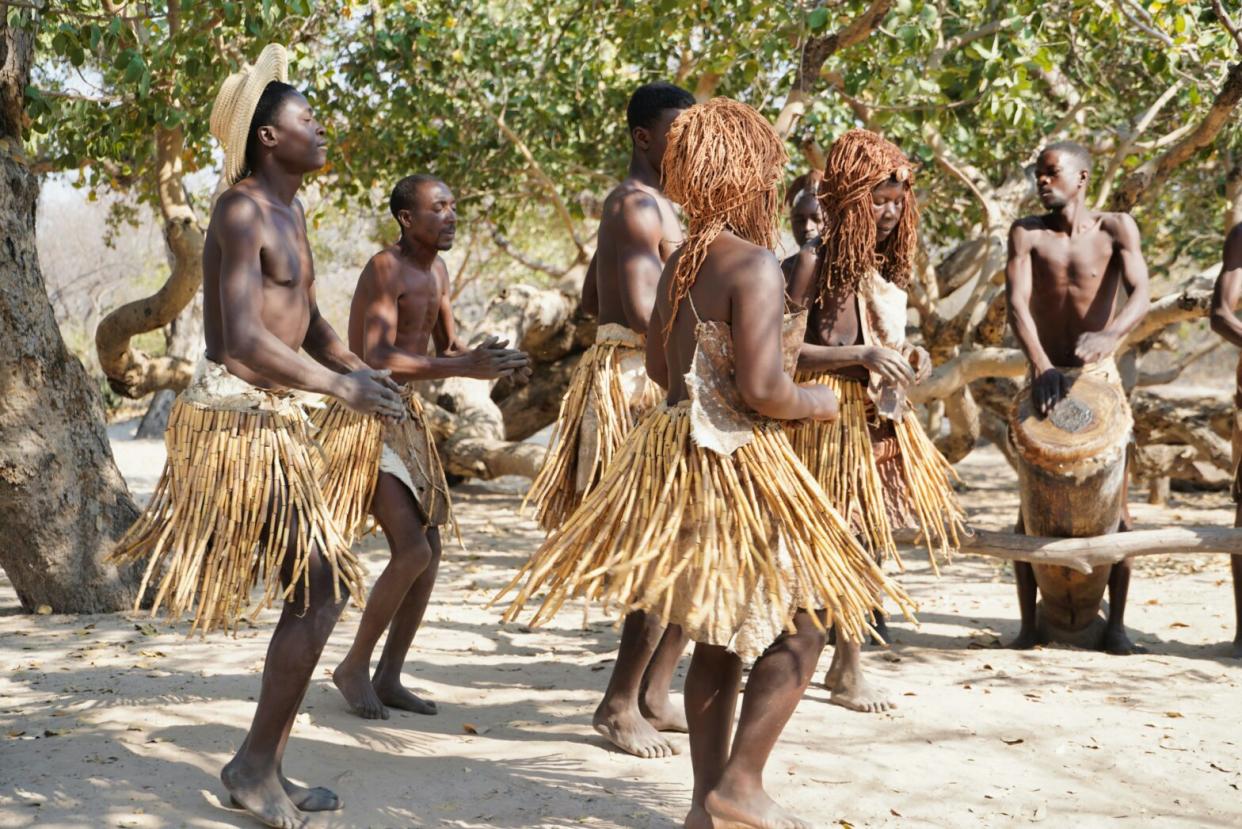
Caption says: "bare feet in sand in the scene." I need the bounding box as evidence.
[221,759,308,829]
[705,777,811,829]
[640,689,689,733]
[1101,625,1143,655]
[593,699,677,758]
[333,663,388,720]
[374,679,438,715]
[230,776,341,812]
[823,643,895,714]
[684,804,717,829]
[1006,626,1043,650]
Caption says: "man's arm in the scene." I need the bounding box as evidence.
[1075,213,1150,363]
[1211,224,1242,348]
[303,283,369,374]
[615,193,666,333]
[1006,220,1063,416]
[579,252,599,317]
[215,194,353,395]
[356,257,527,383]
[733,251,837,421]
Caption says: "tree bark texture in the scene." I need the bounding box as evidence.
[0,15,141,613]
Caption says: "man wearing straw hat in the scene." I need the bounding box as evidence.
[1209,220,1242,659]
[108,44,404,827]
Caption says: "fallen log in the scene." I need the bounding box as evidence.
[892,527,1242,575]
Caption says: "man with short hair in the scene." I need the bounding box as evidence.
[326,175,529,719]
[1005,140,1151,654]
[521,82,694,759]
[109,45,405,827]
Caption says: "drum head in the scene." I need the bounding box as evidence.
[1009,371,1130,468]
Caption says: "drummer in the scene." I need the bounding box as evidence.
[1005,140,1151,654]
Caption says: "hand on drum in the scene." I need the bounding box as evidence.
[1032,368,1068,417]
[1074,330,1120,365]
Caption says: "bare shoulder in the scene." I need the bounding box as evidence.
[360,247,403,291]
[1098,211,1141,247]
[433,255,451,293]
[211,187,262,229]
[1224,222,1242,267]
[1010,215,1047,235]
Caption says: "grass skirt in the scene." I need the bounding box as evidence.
[310,398,384,544]
[108,394,366,635]
[787,372,965,570]
[525,324,662,532]
[501,404,915,659]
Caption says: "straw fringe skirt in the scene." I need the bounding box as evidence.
[107,397,367,635]
[525,325,662,532]
[312,391,458,541]
[501,404,915,660]
[310,399,384,544]
[787,372,965,570]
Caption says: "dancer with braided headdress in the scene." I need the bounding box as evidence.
[786,129,966,713]
[526,82,695,759]
[500,99,915,829]
[107,45,406,827]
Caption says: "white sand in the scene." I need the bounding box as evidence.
[1,438,1240,828]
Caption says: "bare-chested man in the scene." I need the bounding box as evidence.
[1208,220,1242,659]
[1006,140,1151,655]
[109,48,406,829]
[524,82,694,759]
[330,175,529,719]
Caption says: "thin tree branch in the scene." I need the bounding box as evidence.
[1214,0,1242,53]
[1094,80,1183,208]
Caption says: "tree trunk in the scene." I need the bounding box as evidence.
[136,293,202,438]
[0,15,141,612]
[427,280,595,480]
[94,124,202,399]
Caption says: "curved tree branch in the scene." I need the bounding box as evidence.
[1111,61,1242,212]
[774,0,893,138]
[94,123,202,398]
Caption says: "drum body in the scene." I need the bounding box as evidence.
[1009,369,1132,643]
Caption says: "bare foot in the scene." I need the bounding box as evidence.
[333,662,388,720]
[824,669,895,715]
[705,780,810,829]
[222,759,308,829]
[1006,627,1042,650]
[374,679,438,715]
[685,804,719,829]
[593,699,677,758]
[1101,625,1142,655]
[231,777,341,813]
[640,690,689,733]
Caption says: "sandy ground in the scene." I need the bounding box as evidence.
[2,426,1241,829]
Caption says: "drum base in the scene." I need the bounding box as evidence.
[1036,600,1108,650]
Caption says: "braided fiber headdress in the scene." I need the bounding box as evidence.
[816,129,919,303]
[662,98,788,335]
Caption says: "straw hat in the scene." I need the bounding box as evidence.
[209,43,289,187]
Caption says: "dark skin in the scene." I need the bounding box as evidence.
[333,180,529,720]
[1208,221,1242,659]
[649,231,837,829]
[785,177,928,716]
[1005,148,1151,655]
[582,105,692,760]
[212,92,405,829]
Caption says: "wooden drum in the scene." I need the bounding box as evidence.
[1008,370,1132,643]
